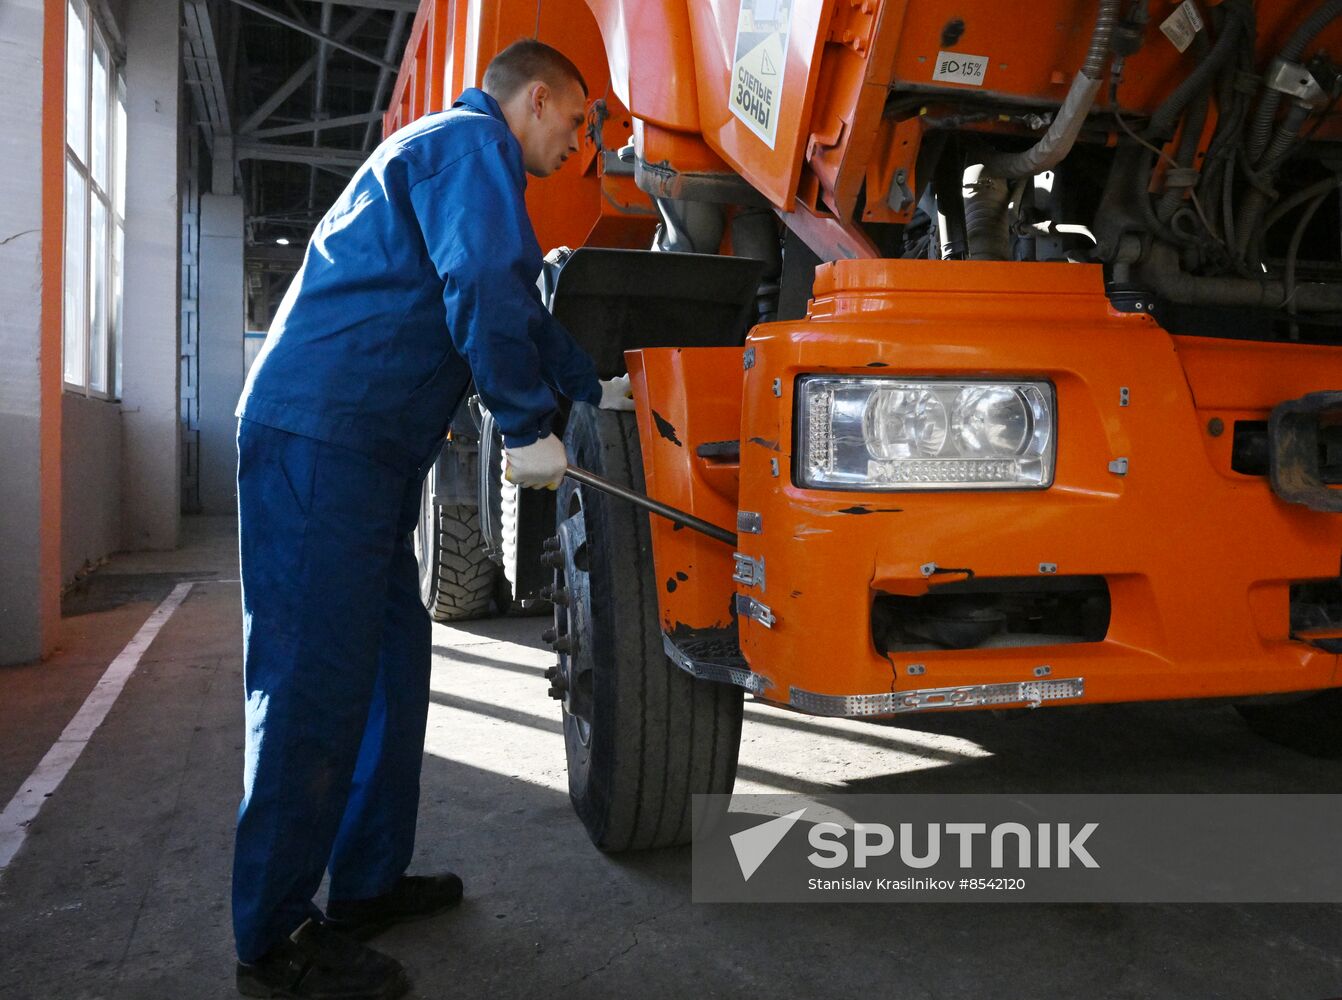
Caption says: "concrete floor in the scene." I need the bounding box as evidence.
[1,516,1341,999]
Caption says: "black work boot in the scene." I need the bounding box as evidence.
[324,872,464,941]
[236,918,410,999]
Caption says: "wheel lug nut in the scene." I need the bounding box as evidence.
[539,586,554,601]
[547,683,566,700]
[551,587,570,607]
[544,665,559,681]
[554,636,574,654]
[541,627,557,644]
[542,537,561,552]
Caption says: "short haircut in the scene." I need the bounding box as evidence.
[483,39,588,102]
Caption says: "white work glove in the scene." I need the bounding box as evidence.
[599,374,635,412]
[503,433,568,490]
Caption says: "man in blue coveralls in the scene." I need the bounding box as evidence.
[231,39,632,1000]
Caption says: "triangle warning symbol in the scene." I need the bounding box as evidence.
[760,49,777,75]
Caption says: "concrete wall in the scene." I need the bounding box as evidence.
[1,0,186,664]
[119,0,182,551]
[0,0,61,666]
[198,194,244,514]
[61,395,123,584]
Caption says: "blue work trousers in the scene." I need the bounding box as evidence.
[232,419,433,963]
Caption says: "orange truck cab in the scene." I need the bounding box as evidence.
[391,0,1342,851]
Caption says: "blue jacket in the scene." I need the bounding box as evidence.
[236,88,601,474]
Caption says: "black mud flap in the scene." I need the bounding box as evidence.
[549,248,766,378]
[491,249,765,599]
[1270,391,1342,513]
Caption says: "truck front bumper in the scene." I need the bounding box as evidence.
[729,261,1342,716]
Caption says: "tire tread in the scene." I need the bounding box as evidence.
[425,504,496,622]
[564,406,742,852]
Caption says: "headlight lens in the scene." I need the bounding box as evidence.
[797,376,1055,490]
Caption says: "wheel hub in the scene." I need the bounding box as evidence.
[543,494,594,745]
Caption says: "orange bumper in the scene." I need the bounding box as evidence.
[633,260,1342,716]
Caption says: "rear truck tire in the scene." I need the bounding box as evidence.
[415,467,498,623]
[545,405,743,852]
[494,445,549,616]
[1236,689,1342,758]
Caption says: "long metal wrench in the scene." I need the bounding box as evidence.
[563,464,738,547]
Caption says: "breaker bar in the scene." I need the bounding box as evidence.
[564,465,738,547]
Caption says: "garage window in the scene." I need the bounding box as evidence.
[64,0,126,399]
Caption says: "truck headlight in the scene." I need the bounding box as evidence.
[797,376,1055,490]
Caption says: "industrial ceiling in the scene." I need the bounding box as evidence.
[181,0,412,322]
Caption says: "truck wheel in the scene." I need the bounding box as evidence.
[1236,689,1342,758]
[415,469,497,622]
[548,405,743,851]
[493,449,548,616]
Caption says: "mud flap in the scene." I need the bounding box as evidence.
[549,248,765,378]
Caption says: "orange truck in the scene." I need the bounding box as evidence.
[390,0,1342,850]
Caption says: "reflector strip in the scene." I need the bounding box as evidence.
[789,677,1085,717]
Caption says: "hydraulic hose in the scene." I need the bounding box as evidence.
[1196,34,1257,230]
[983,0,1119,178]
[1246,0,1342,162]
[962,164,1012,260]
[1134,148,1194,248]
[1258,102,1314,173]
[1144,0,1249,141]
[1236,102,1313,260]
[1262,173,1342,232]
[1138,241,1342,311]
[1156,41,1212,223]
[1283,187,1333,337]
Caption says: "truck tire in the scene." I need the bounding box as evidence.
[1236,689,1342,758]
[549,405,743,852]
[416,470,497,622]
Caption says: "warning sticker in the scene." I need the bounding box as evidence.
[1159,0,1205,53]
[729,0,793,148]
[931,51,989,87]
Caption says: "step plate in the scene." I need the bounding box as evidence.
[663,632,769,694]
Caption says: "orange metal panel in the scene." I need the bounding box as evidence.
[1176,337,1342,494]
[885,0,1342,115]
[1175,337,1342,411]
[732,259,1342,712]
[804,0,899,223]
[858,116,922,225]
[384,0,656,253]
[584,169,659,248]
[585,0,705,132]
[587,0,1342,239]
[685,0,834,210]
[819,0,1342,230]
[427,0,449,111]
[628,348,743,632]
[383,2,426,135]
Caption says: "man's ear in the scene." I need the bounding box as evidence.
[529,81,550,119]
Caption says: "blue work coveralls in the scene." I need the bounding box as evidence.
[231,88,600,963]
